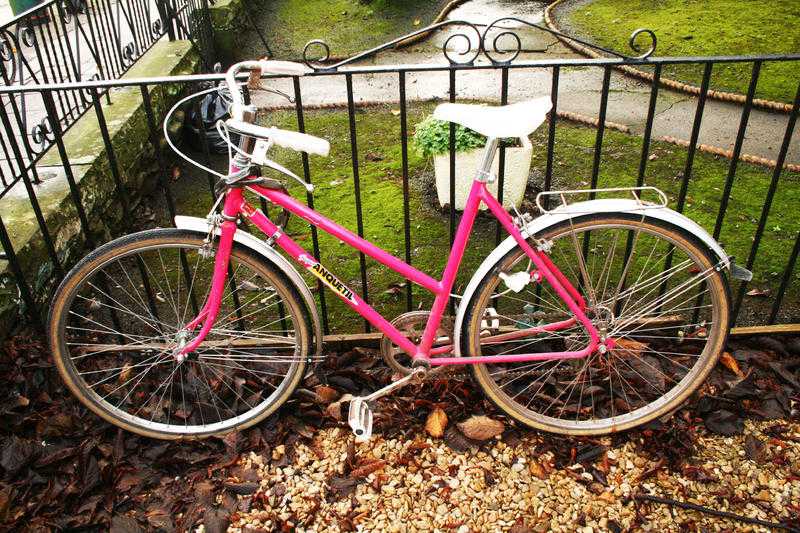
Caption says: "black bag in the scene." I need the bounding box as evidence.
[185,89,240,154]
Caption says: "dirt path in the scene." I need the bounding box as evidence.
[252,0,799,165]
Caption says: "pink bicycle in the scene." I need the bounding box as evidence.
[48,60,750,440]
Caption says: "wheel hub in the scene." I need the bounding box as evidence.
[172,330,191,363]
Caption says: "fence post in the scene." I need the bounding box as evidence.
[157,0,177,41]
[345,73,370,332]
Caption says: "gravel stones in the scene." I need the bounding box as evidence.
[225,420,799,532]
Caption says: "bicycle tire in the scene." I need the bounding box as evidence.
[461,213,730,435]
[48,228,312,440]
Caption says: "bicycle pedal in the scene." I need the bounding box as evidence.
[347,397,373,442]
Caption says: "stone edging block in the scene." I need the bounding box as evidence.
[0,39,199,336]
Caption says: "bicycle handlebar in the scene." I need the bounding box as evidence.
[225,60,309,120]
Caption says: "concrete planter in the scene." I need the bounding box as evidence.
[433,146,532,210]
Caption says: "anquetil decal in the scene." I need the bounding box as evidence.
[298,254,357,305]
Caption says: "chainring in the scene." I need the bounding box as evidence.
[379,311,453,376]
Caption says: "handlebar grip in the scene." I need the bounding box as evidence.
[226,120,330,157]
[269,128,330,156]
[257,60,309,76]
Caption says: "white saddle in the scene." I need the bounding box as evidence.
[433,97,552,139]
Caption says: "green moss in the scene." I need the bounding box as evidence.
[170,104,799,333]
[565,0,800,103]
[235,0,448,60]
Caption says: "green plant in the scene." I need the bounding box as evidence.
[412,116,486,158]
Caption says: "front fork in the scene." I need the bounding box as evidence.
[174,189,244,359]
[177,108,263,359]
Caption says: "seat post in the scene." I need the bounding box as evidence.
[476,137,499,182]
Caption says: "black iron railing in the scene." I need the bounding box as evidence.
[0,18,799,336]
[0,0,216,195]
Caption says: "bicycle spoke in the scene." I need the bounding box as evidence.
[55,235,305,436]
[472,217,725,431]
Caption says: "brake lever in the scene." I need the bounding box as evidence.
[259,156,312,192]
[260,86,295,103]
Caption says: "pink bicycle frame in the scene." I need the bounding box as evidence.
[180,166,603,365]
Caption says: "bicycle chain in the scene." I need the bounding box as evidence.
[378,351,563,382]
[418,362,582,382]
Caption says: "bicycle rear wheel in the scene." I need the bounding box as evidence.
[48,229,311,440]
[461,213,730,435]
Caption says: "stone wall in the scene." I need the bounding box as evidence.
[0,40,200,336]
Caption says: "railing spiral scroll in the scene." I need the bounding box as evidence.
[303,19,484,71]
[302,15,657,72]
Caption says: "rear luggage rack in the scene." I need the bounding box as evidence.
[536,186,669,214]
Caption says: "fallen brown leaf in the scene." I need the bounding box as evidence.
[746,288,770,297]
[425,408,448,438]
[719,351,744,377]
[744,434,766,463]
[528,460,547,479]
[443,426,473,453]
[612,338,648,357]
[325,394,354,421]
[118,363,133,384]
[457,415,504,441]
[350,460,386,479]
[223,482,259,495]
[597,491,616,504]
[371,473,389,491]
[509,517,534,533]
[315,385,340,403]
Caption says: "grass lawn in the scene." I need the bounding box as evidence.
[236,0,448,61]
[169,104,800,333]
[564,0,800,103]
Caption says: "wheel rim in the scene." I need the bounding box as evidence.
[471,218,727,433]
[56,239,304,436]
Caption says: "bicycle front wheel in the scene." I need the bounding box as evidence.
[461,213,730,435]
[48,229,311,440]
